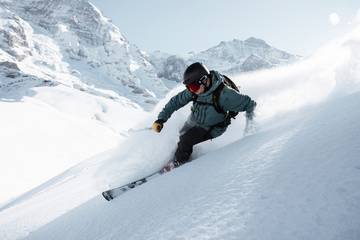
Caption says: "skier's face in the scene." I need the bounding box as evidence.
[186,76,208,94]
[193,84,205,95]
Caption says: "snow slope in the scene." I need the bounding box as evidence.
[0,84,147,205]
[20,93,360,240]
[0,1,152,204]
[1,25,360,240]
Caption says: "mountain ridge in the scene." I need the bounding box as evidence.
[150,36,300,82]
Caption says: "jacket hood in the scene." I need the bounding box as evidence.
[198,70,223,97]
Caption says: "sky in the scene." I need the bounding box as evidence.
[90,0,360,56]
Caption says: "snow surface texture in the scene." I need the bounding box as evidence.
[0,23,360,240]
[0,84,148,204]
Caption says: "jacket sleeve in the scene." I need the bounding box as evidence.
[219,87,256,113]
[157,89,193,122]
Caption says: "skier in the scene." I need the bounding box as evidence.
[152,62,256,172]
[102,62,257,201]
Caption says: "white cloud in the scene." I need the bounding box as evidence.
[329,13,340,26]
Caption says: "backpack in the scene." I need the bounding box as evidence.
[192,73,240,119]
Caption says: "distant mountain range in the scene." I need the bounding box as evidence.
[149,37,300,82]
[0,0,300,110]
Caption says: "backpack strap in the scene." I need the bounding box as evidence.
[212,82,225,114]
[191,79,238,119]
[222,75,240,92]
[212,82,239,119]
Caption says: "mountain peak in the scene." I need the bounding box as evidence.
[186,36,298,74]
[244,37,270,47]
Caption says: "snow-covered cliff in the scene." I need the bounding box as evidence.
[0,0,168,109]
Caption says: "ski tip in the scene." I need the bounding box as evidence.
[102,191,113,201]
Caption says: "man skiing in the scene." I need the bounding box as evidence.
[152,62,256,172]
[101,62,257,201]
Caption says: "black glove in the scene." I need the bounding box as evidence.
[152,119,165,133]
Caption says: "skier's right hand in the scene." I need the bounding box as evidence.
[152,119,165,133]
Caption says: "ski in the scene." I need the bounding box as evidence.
[102,170,163,201]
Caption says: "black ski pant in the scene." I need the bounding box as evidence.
[175,125,212,166]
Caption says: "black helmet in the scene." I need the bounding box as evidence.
[183,62,210,85]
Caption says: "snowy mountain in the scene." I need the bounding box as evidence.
[0,0,168,109]
[150,37,300,82]
[0,22,359,240]
[149,52,187,82]
[192,37,299,73]
[0,0,299,106]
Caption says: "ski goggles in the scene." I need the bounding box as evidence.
[186,75,208,93]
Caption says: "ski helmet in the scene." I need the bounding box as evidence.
[183,62,210,85]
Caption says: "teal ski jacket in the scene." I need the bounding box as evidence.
[158,71,256,138]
